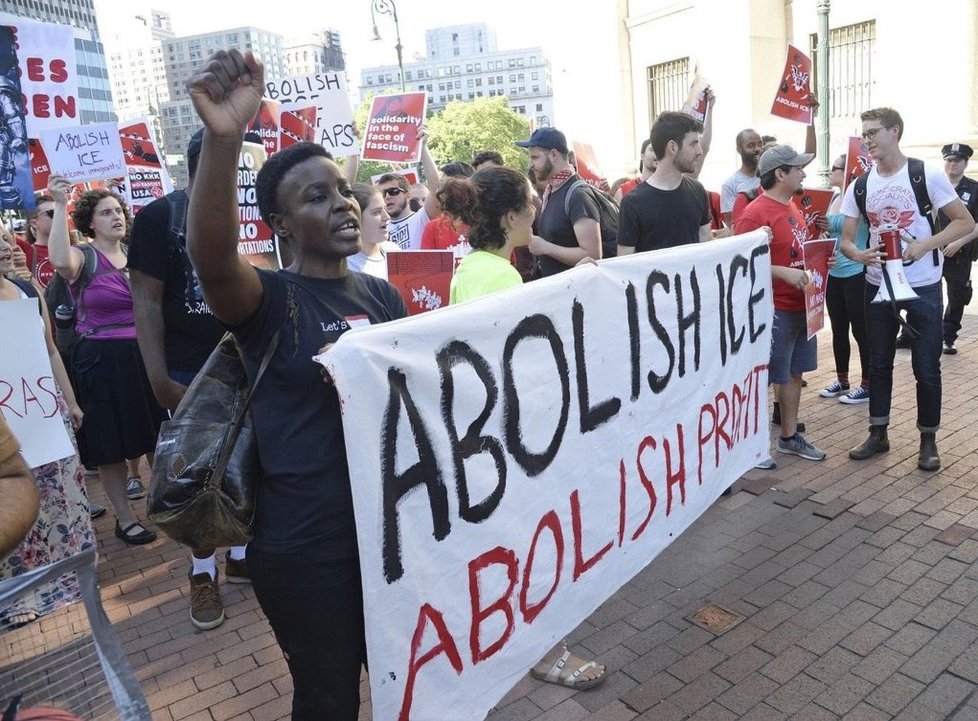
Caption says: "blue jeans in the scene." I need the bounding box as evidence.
[865,280,942,431]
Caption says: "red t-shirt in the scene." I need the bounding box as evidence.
[734,193,809,312]
[618,178,641,198]
[16,239,55,288]
[421,215,469,250]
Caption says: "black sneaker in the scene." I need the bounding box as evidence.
[944,342,958,355]
[896,334,911,349]
[224,551,251,584]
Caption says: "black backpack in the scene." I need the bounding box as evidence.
[852,157,939,266]
[562,179,620,259]
[43,242,131,360]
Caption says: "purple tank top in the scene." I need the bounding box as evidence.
[70,247,136,340]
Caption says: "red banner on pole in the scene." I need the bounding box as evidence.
[844,136,873,193]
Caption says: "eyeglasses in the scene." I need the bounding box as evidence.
[382,187,405,198]
[860,126,890,141]
[831,165,845,171]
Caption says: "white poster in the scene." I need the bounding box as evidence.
[319,231,775,721]
[39,121,125,183]
[6,19,79,136]
[0,299,73,467]
[264,72,359,157]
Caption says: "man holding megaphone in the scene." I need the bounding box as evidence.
[839,107,975,471]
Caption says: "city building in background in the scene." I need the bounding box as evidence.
[0,0,116,125]
[360,23,554,129]
[285,30,345,76]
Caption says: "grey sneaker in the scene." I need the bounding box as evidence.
[777,433,826,461]
[189,570,225,630]
[754,457,778,470]
[224,551,251,584]
[126,477,146,500]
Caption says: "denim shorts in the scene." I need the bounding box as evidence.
[769,309,817,384]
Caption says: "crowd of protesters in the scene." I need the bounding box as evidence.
[2,43,977,721]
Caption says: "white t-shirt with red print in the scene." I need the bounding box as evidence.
[841,160,957,287]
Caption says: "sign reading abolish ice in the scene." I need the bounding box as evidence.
[0,299,74,467]
[38,121,125,183]
[319,232,774,721]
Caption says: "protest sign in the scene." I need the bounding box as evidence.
[796,188,834,240]
[570,141,606,189]
[247,99,280,157]
[681,74,710,122]
[279,105,317,150]
[362,92,427,163]
[387,250,454,314]
[318,231,773,721]
[4,20,78,136]
[0,299,74,467]
[803,238,836,340]
[119,118,173,213]
[844,136,873,192]
[0,27,34,210]
[770,45,813,124]
[39,121,125,183]
[265,72,359,157]
[237,141,280,270]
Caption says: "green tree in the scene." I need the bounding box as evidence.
[426,97,531,170]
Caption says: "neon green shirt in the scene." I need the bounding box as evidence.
[449,250,522,304]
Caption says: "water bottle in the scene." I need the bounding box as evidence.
[54,304,75,330]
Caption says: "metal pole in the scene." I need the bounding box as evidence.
[816,0,831,188]
[372,0,405,92]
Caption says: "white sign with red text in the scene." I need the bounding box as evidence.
[7,19,79,136]
[319,231,774,721]
[0,299,73,467]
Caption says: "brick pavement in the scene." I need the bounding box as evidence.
[16,311,978,721]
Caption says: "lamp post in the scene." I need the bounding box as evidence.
[816,0,831,187]
[371,0,405,92]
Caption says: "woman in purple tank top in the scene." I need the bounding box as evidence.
[47,175,164,546]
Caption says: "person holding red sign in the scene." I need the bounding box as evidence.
[735,145,826,462]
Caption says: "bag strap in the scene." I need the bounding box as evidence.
[907,158,939,266]
[8,277,42,314]
[562,179,590,219]
[211,329,281,481]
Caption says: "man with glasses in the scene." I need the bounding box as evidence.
[938,143,978,355]
[735,145,826,462]
[374,128,440,250]
[840,108,974,471]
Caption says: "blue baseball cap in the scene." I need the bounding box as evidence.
[515,127,568,154]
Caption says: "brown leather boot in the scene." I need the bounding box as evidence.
[849,425,889,460]
[918,432,940,471]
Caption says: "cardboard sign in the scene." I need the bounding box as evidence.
[265,72,358,156]
[771,45,813,124]
[387,250,455,314]
[38,121,125,183]
[0,299,74,467]
[317,231,774,721]
[681,75,710,122]
[803,238,836,339]
[362,92,427,163]
[5,19,78,136]
[119,118,172,213]
[796,188,834,240]
[237,141,280,270]
[844,136,873,193]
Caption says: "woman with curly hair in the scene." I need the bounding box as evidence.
[47,175,163,545]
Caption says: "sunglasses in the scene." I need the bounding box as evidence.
[382,187,406,198]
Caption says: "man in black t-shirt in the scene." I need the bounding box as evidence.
[128,130,238,632]
[516,127,602,276]
[618,112,711,254]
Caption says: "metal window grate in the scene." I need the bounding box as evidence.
[647,57,690,125]
[810,20,876,122]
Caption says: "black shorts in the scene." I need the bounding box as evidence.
[71,338,164,466]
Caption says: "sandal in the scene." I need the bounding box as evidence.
[530,645,607,690]
[115,520,157,545]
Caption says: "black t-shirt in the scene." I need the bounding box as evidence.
[235,269,408,556]
[617,177,710,253]
[537,174,601,277]
[127,190,225,374]
[939,176,978,257]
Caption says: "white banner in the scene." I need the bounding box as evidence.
[39,121,125,183]
[320,231,774,721]
[264,72,359,157]
[0,299,73,467]
[6,19,79,136]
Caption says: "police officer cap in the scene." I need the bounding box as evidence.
[942,143,973,161]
